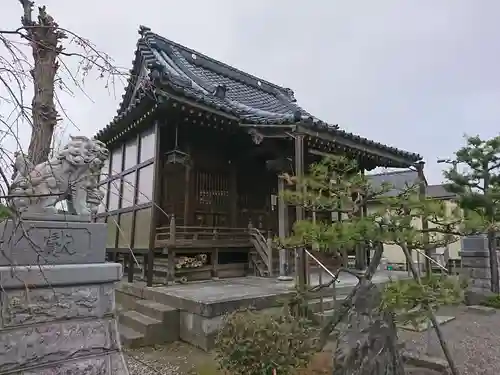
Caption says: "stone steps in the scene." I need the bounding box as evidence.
[135,299,178,322]
[119,324,144,349]
[118,299,180,348]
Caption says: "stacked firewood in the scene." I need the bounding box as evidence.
[174,253,208,269]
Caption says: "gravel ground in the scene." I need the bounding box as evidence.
[122,305,499,375]
[399,305,500,375]
[124,342,213,375]
[125,352,180,375]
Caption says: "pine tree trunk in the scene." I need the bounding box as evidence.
[333,279,406,375]
[317,246,405,374]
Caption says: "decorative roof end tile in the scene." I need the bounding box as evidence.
[138,25,151,36]
[293,110,302,122]
[213,84,227,100]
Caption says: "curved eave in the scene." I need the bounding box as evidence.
[95,89,157,145]
[297,123,422,168]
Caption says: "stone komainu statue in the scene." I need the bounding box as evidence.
[9,136,109,217]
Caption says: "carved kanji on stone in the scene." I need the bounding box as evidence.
[42,230,76,257]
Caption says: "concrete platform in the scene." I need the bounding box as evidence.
[118,270,410,318]
[117,270,409,351]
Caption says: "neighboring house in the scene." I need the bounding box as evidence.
[366,170,459,270]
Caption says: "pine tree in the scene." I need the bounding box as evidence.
[443,135,500,293]
[280,155,482,375]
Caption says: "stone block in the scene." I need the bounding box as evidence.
[21,352,129,375]
[460,235,488,252]
[179,311,224,351]
[470,278,492,289]
[459,250,489,258]
[464,288,496,306]
[0,318,118,373]
[461,257,490,268]
[134,299,179,324]
[109,352,130,375]
[179,307,279,351]
[0,263,122,289]
[466,305,497,315]
[23,356,109,375]
[0,219,106,266]
[461,267,491,280]
[119,324,145,349]
[402,351,449,373]
[399,316,455,332]
[0,284,115,328]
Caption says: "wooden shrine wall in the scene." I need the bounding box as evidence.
[159,133,277,231]
[237,157,277,233]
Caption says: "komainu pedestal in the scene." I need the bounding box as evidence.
[0,217,129,375]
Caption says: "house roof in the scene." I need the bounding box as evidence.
[367,170,456,199]
[95,26,422,165]
[426,184,456,199]
[368,170,420,196]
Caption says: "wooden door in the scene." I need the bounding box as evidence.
[193,169,230,227]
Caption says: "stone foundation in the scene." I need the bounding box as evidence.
[117,279,295,351]
[178,306,282,350]
[0,218,128,374]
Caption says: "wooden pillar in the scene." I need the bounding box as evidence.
[417,161,429,277]
[167,214,176,284]
[147,121,162,287]
[294,134,307,290]
[277,176,292,280]
[229,161,238,227]
[183,147,193,226]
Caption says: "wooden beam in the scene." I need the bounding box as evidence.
[294,133,307,290]
[183,146,193,225]
[277,176,292,280]
[156,89,240,122]
[298,125,419,167]
[147,121,162,287]
[229,161,238,227]
[239,123,296,129]
[130,132,141,280]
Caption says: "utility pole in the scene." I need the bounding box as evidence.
[416,162,430,277]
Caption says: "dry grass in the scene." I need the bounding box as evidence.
[296,352,333,374]
[192,351,333,375]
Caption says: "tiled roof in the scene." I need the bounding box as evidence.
[368,170,420,196]
[96,26,422,164]
[426,184,456,199]
[367,170,455,199]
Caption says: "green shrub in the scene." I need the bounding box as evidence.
[481,294,500,309]
[380,274,464,326]
[215,307,318,375]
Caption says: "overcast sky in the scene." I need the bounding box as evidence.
[2,0,500,184]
